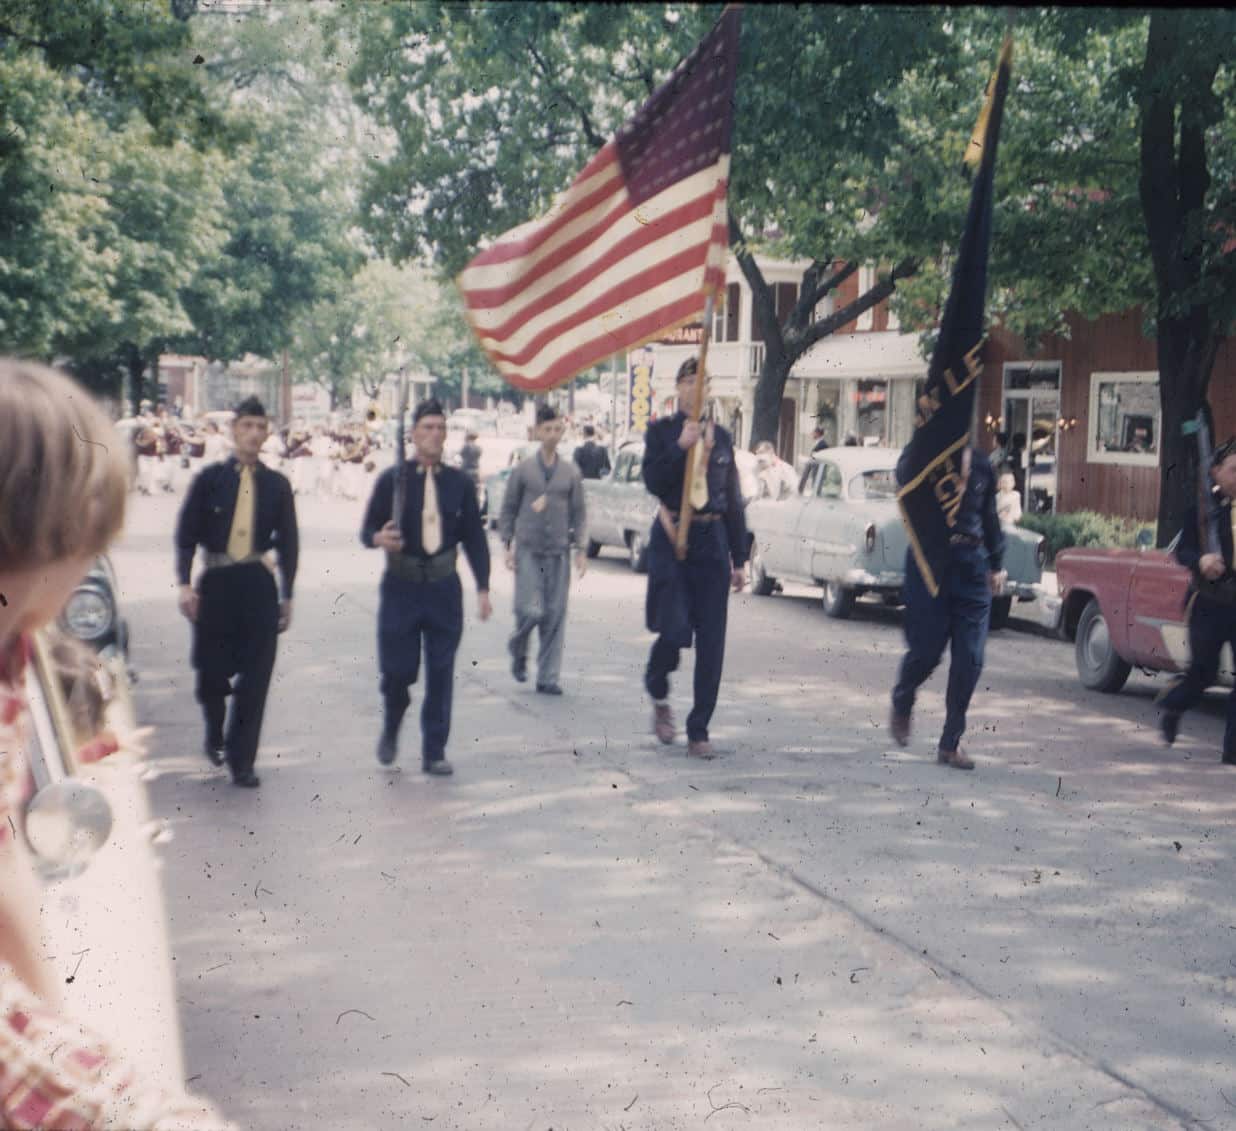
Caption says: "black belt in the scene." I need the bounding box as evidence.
[671,512,721,524]
[948,533,982,547]
[385,546,458,582]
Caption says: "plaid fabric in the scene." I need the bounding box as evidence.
[0,639,234,1130]
[0,964,234,1129]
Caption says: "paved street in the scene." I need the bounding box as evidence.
[114,492,1235,1130]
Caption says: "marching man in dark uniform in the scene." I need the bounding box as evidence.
[889,444,1005,770]
[361,398,492,775]
[1160,437,1236,764]
[175,397,298,788]
[641,357,747,759]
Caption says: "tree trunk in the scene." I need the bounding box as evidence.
[126,346,146,416]
[1155,327,1199,545]
[1140,11,1223,546]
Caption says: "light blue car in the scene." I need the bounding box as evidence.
[745,446,1044,628]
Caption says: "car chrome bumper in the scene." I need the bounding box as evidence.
[843,568,903,589]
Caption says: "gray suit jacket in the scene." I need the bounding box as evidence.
[499,452,587,555]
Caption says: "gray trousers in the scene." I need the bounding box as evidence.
[509,548,571,686]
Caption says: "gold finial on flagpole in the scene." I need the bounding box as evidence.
[963,35,1014,170]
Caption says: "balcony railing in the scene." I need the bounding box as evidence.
[706,341,764,380]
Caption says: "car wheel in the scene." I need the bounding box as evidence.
[989,595,1013,630]
[749,544,776,596]
[821,581,856,619]
[1075,597,1132,693]
[585,539,602,559]
[627,531,649,574]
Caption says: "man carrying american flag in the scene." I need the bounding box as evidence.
[460,7,744,758]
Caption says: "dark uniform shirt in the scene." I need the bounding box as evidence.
[573,440,612,480]
[175,458,299,599]
[1174,491,1236,599]
[459,442,482,484]
[641,413,748,567]
[953,449,1005,572]
[360,460,491,590]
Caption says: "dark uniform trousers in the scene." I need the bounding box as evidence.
[378,571,463,761]
[1160,593,1236,754]
[644,518,731,743]
[193,561,279,777]
[892,544,991,752]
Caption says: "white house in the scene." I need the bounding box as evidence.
[642,255,927,466]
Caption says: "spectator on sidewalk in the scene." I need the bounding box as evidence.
[500,404,588,696]
[0,357,235,1130]
[995,471,1022,525]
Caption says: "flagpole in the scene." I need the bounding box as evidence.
[674,293,716,561]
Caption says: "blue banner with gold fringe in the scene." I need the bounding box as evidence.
[897,37,1013,596]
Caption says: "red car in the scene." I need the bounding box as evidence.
[1055,543,1234,692]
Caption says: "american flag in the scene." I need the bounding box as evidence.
[459,8,741,393]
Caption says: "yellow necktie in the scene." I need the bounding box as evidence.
[689,436,710,510]
[422,466,442,555]
[227,464,255,559]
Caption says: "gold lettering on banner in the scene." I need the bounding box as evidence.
[944,341,985,395]
[932,453,965,528]
[917,339,988,423]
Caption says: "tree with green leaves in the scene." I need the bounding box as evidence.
[0,12,229,407]
[288,260,450,408]
[174,5,365,372]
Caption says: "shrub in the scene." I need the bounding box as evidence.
[1017,510,1156,568]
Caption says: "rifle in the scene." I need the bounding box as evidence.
[391,375,411,541]
[1189,408,1223,557]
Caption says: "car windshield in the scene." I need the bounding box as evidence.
[848,468,898,501]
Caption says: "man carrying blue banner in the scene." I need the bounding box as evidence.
[888,38,1013,771]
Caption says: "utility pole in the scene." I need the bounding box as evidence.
[610,354,620,459]
[281,348,291,426]
[461,365,469,411]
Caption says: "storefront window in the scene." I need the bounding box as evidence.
[855,379,887,444]
[813,381,841,447]
[1087,372,1160,466]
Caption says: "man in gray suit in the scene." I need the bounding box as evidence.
[499,403,588,695]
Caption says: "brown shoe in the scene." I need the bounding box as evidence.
[889,708,911,747]
[937,746,975,771]
[687,739,716,760]
[652,703,675,745]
